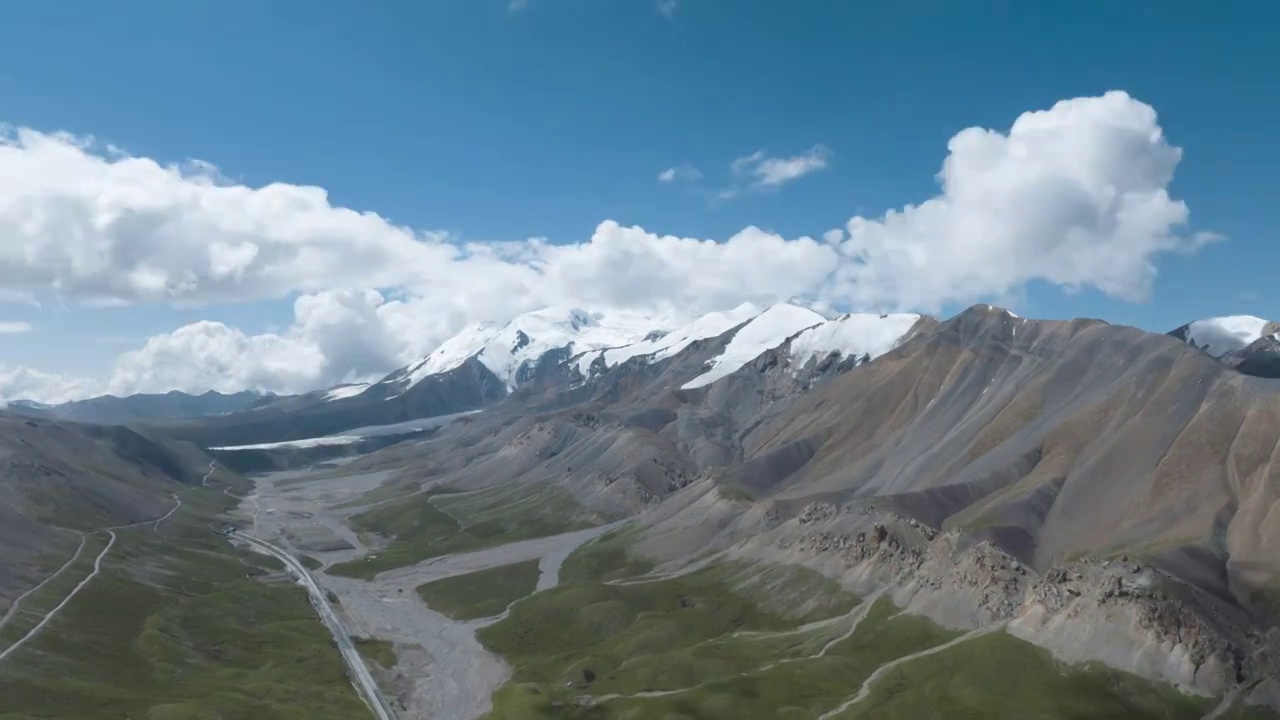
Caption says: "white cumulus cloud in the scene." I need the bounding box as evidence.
[0,126,455,306]
[0,321,32,334]
[825,91,1211,311]
[106,321,325,397]
[0,366,102,405]
[97,224,840,396]
[0,91,1215,399]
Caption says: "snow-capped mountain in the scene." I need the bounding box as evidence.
[148,302,941,449]
[1171,316,1278,358]
[379,307,676,397]
[682,303,827,389]
[572,302,763,376]
[787,312,923,374]
[1170,315,1280,379]
[376,303,933,399]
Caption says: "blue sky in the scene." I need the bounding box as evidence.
[0,0,1276,400]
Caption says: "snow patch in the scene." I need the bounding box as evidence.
[472,308,666,389]
[683,304,826,389]
[576,302,763,375]
[1183,316,1272,358]
[402,322,501,387]
[211,411,479,451]
[215,435,366,451]
[788,313,921,373]
[389,308,671,395]
[322,383,372,402]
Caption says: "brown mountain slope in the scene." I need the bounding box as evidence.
[335,303,1280,702]
[719,306,1279,612]
[344,305,1278,609]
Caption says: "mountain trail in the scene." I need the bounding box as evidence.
[0,533,87,635]
[0,531,117,664]
[816,623,1007,719]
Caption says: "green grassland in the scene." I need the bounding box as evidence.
[329,482,602,579]
[0,482,366,720]
[332,475,431,510]
[559,527,654,584]
[417,559,543,620]
[353,636,397,669]
[473,535,1271,720]
[476,560,865,718]
[834,630,1218,720]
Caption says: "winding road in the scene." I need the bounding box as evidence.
[815,623,1007,720]
[233,531,397,720]
[0,534,87,636]
[0,532,117,664]
[0,459,221,666]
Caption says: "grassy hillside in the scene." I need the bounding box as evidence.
[559,527,653,584]
[472,539,1272,720]
[835,630,1273,720]
[330,482,602,578]
[0,481,366,720]
[417,559,542,620]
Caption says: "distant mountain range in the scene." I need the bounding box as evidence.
[120,304,934,448]
[6,307,1277,447]
[4,389,276,425]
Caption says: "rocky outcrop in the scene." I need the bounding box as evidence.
[717,501,1280,701]
[1229,335,1280,379]
[1011,559,1264,696]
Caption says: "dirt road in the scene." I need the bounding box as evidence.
[0,531,116,664]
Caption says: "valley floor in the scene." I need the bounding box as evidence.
[237,466,620,720]
[234,462,1280,720]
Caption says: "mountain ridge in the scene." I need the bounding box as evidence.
[108,303,920,449]
[320,302,1280,707]
[11,305,1276,431]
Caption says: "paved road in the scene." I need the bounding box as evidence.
[233,531,397,720]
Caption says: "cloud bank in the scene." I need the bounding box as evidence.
[0,91,1213,401]
[826,91,1214,310]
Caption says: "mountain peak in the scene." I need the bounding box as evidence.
[789,311,925,373]
[681,303,825,389]
[1171,315,1278,358]
[385,306,679,396]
